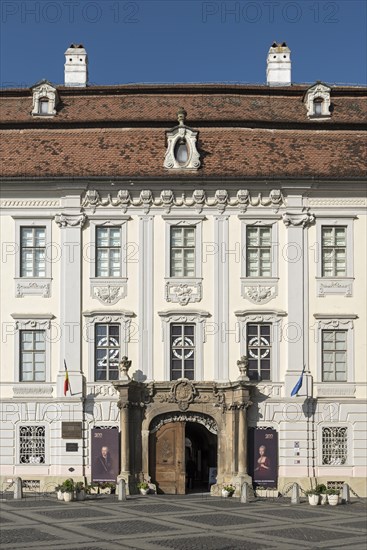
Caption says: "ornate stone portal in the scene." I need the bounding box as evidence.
[113,376,253,496]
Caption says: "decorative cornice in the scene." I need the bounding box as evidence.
[55,212,87,228]
[282,211,315,228]
[81,188,285,214]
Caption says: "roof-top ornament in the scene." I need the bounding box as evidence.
[177,107,187,126]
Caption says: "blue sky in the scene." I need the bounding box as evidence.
[1,0,366,87]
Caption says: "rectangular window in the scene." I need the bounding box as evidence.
[321,226,346,277]
[20,330,46,382]
[170,226,195,277]
[322,427,347,465]
[19,426,46,464]
[170,324,195,380]
[95,324,120,381]
[246,226,271,277]
[247,324,271,381]
[322,330,347,382]
[96,227,121,277]
[20,227,46,277]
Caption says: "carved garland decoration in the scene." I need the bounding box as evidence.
[150,412,218,435]
[81,189,284,214]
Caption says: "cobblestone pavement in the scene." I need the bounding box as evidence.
[0,494,366,550]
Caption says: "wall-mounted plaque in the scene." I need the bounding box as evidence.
[66,443,78,452]
[62,422,82,439]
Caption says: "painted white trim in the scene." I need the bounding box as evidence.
[214,216,229,380]
[83,310,134,382]
[13,218,53,298]
[139,216,154,380]
[158,310,210,381]
[234,309,287,383]
[313,314,356,383]
[315,217,355,297]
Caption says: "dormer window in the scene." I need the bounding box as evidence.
[175,139,189,165]
[31,80,59,117]
[304,82,331,119]
[39,98,49,115]
[164,108,201,171]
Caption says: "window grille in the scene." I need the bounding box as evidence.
[20,227,46,277]
[170,324,195,380]
[95,324,120,381]
[22,480,41,491]
[327,481,344,491]
[321,226,346,277]
[247,324,271,381]
[322,426,347,465]
[246,226,271,277]
[19,426,46,464]
[170,227,195,277]
[96,227,121,277]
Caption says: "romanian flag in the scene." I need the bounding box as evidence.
[64,360,70,396]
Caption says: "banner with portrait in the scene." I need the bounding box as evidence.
[249,428,278,487]
[91,428,120,483]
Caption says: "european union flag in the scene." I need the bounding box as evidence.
[291,368,305,397]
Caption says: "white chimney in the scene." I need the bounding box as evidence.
[64,44,88,87]
[266,42,291,86]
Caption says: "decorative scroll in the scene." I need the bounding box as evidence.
[150,412,218,435]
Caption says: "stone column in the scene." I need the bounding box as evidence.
[282,211,314,396]
[55,212,86,398]
[237,405,247,475]
[119,403,130,477]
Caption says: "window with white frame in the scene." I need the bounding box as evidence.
[322,330,347,382]
[246,226,272,277]
[170,226,195,277]
[247,324,272,381]
[39,98,49,115]
[20,226,46,277]
[96,226,121,277]
[20,330,46,382]
[170,324,195,380]
[322,426,347,465]
[19,425,46,464]
[95,323,120,381]
[321,226,346,277]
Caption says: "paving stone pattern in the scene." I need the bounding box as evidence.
[0,494,366,550]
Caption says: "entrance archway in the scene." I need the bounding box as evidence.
[149,412,218,495]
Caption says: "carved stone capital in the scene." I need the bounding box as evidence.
[55,212,87,228]
[282,211,315,228]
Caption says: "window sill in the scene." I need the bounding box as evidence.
[316,384,355,398]
[316,277,354,297]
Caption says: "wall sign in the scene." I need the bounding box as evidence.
[66,443,78,452]
[249,428,278,488]
[62,422,83,439]
[91,428,120,483]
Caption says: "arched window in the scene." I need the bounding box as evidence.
[174,139,189,165]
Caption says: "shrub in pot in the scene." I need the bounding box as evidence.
[305,489,320,506]
[222,484,235,498]
[61,478,75,502]
[75,481,86,501]
[55,484,64,501]
[326,488,340,506]
[315,484,327,505]
[137,481,150,495]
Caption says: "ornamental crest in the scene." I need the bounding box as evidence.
[170,379,196,411]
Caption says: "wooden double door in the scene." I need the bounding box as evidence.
[149,422,186,494]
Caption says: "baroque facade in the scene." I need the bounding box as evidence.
[0,43,366,496]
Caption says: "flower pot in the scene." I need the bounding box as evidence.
[222,489,233,498]
[327,494,339,506]
[57,490,64,501]
[320,494,328,505]
[63,491,73,503]
[76,490,85,501]
[139,488,149,496]
[308,494,319,506]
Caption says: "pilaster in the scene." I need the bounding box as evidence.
[139,216,154,380]
[214,215,229,380]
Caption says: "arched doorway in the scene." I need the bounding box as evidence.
[149,412,218,495]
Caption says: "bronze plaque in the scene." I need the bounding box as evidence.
[62,422,82,439]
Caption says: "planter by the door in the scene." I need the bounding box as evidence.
[308,494,319,506]
[63,492,73,503]
[57,490,64,501]
[222,489,233,498]
[327,494,339,506]
[139,488,149,496]
[76,490,85,501]
[320,494,328,505]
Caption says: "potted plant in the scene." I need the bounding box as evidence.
[222,484,235,498]
[305,489,320,506]
[137,481,150,495]
[75,481,86,501]
[61,478,75,502]
[55,484,64,501]
[326,488,340,506]
[315,484,327,505]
